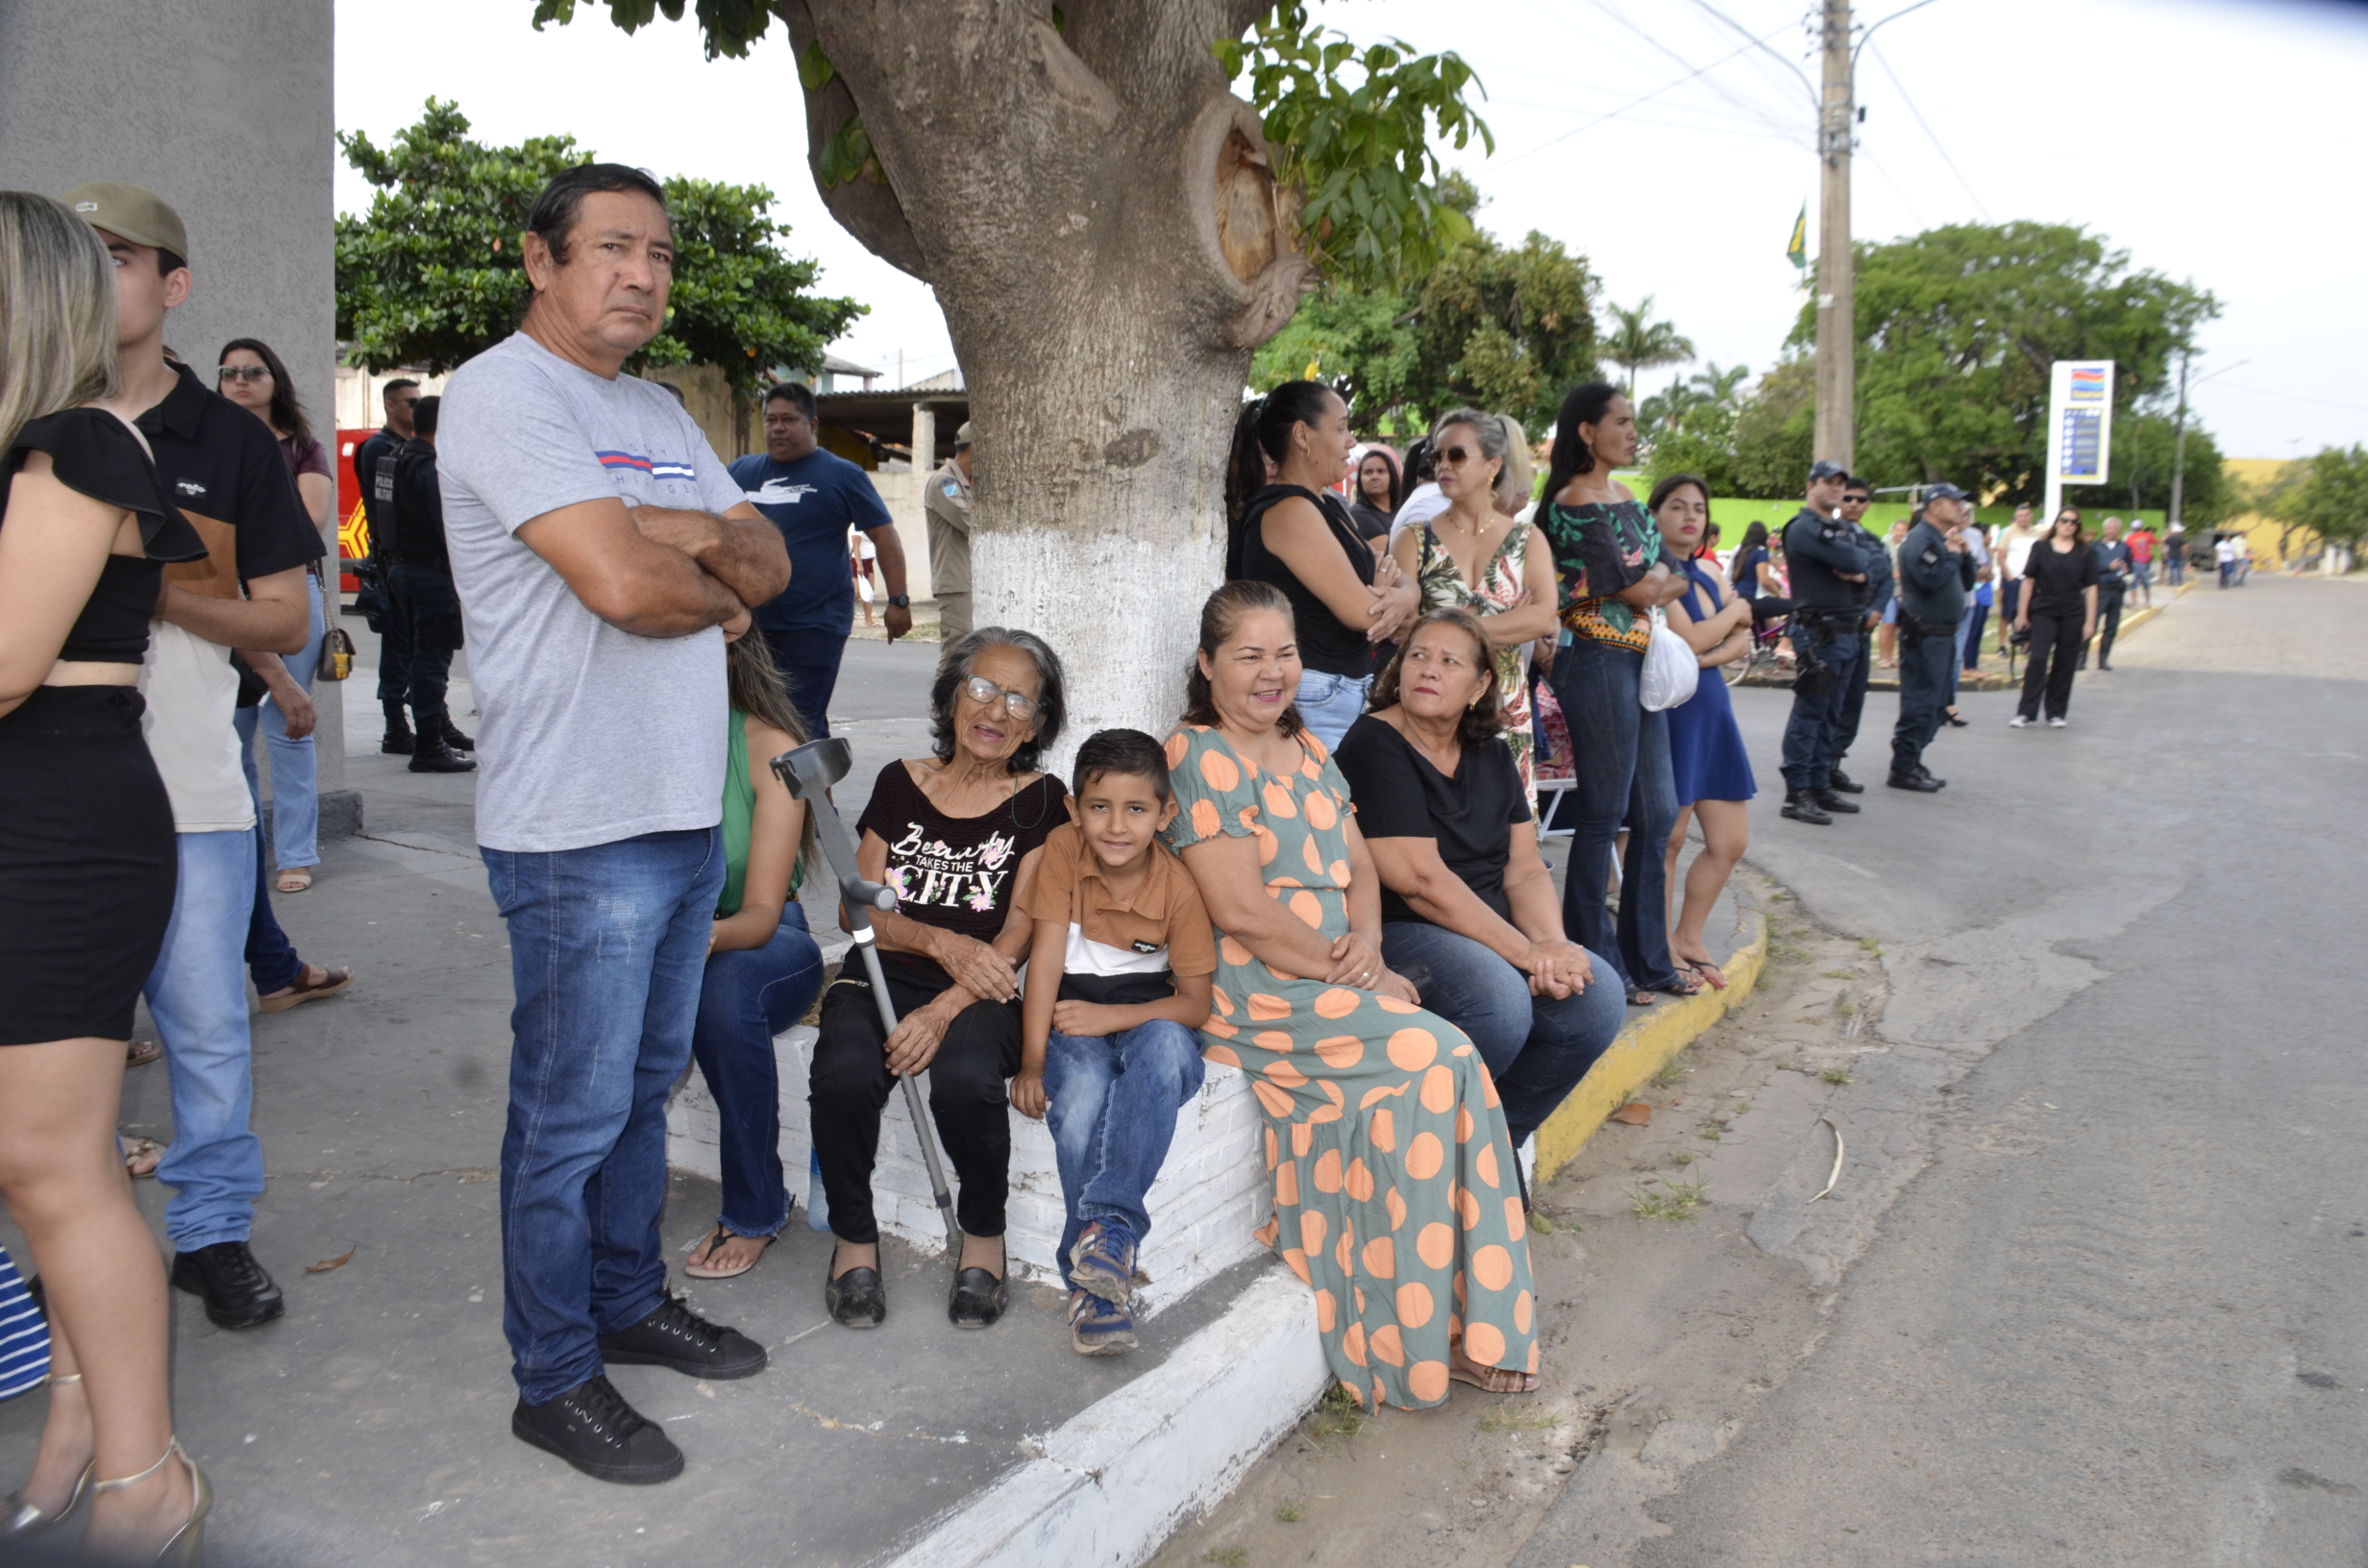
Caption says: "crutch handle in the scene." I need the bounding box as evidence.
[841,877,898,912]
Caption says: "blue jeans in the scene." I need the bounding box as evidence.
[1780,623,1863,792]
[689,906,826,1239]
[1960,600,1988,674]
[762,626,846,741]
[234,577,324,870]
[484,827,724,1405]
[143,829,264,1249]
[1043,1019,1205,1280]
[231,729,303,996]
[1294,669,1372,755]
[1381,923,1625,1146]
[1548,637,1681,991]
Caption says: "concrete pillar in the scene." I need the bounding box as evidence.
[909,402,939,602]
[0,0,351,831]
[912,403,938,480]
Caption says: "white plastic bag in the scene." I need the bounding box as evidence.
[1640,608,1699,711]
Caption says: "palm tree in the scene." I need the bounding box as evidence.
[1602,297,1696,403]
[1690,360,1749,405]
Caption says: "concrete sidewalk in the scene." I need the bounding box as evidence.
[2,628,1764,1567]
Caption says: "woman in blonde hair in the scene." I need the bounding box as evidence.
[1390,409,1557,806]
[0,192,210,1558]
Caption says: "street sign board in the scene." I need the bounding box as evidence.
[2043,359,2114,527]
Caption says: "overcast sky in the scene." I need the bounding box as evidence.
[334,0,2368,459]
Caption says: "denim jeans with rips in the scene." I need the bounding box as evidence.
[1043,1019,1205,1282]
[144,828,265,1249]
[483,826,724,1405]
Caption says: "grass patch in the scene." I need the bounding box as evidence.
[1652,1056,1690,1089]
[1701,1127,1721,1141]
[1203,1551,1247,1567]
[1820,1066,1854,1085]
[1629,1176,1710,1221]
[1276,1499,1303,1524]
[1671,1150,1696,1166]
[1860,936,1884,954]
[1308,1383,1365,1441]
[1478,1405,1566,1434]
[1834,999,1855,1017]
[1768,941,1810,965]
[1822,968,1854,979]
[1529,1210,1558,1234]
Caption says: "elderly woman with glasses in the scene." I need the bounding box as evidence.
[808,628,1069,1331]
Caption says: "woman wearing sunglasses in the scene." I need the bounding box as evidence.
[215,338,331,894]
[807,628,1069,1330]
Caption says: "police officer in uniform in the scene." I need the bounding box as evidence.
[1888,482,1978,790]
[1826,474,1887,796]
[924,421,974,642]
[1777,459,1872,824]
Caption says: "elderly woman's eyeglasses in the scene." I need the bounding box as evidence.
[217,364,269,384]
[960,674,1040,722]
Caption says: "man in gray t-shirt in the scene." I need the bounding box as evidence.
[436,164,790,1486]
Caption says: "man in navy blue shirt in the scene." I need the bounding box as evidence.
[728,382,909,736]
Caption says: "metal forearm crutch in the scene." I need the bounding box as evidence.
[771,737,963,1258]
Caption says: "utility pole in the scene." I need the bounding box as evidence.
[2167,351,2190,530]
[1812,0,1856,471]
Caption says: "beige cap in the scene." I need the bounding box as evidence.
[953,421,974,449]
[62,182,188,262]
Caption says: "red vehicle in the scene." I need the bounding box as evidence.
[333,427,376,593]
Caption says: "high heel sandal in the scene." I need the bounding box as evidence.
[90,1435,210,1567]
[2,1373,93,1540]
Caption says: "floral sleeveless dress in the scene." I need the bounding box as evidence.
[1413,520,1538,808]
[1163,724,1540,1409]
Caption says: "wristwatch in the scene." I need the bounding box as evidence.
[886,594,910,609]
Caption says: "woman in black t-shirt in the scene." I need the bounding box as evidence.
[1225,381,1419,751]
[1334,610,1625,1164]
[2010,507,2099,726]
[810,629,1070,1331]
[1346,446,1402,546]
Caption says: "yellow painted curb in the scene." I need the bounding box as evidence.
[1530,905,1771,1186]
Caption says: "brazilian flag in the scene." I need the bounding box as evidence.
[1787,204,1808,272]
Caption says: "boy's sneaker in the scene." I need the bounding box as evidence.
[1068,1219,1139,1306]
[1069,1289,1138,1357]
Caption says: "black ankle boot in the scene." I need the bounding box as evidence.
[1780,789,1833,825]
[408,738,477,773]
[381,719,414,755]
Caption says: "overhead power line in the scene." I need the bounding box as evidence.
[1866,40,1990,220]
[1498,22,1798,166]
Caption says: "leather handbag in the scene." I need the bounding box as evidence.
[316,625,356,682]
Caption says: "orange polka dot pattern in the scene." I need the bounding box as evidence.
[1164,724,1538,1410]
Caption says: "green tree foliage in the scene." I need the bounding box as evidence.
[334,98,862,391]
[2106,413,2233,526]
[1798,221,2217,499]
[1642,363,1751,497]
[1252,229,1597,437]
[1729,358,1815,499]
[1601,297,1694,401]
[534,3,1493,298]
[1215,5,1491,291]
[2261,445,2368,550]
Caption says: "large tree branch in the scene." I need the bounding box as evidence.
[778,0,925,279]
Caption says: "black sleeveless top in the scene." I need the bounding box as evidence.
[1230,483,1374,677]
[5,408,206,664]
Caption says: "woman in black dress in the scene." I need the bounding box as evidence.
[2010,506,2098,728]
[0,191,210,1559]
[808,628,1070,1330]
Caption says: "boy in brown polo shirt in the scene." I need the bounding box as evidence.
[1016,730,1216,1355]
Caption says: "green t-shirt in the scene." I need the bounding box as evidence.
[716,709,803,919]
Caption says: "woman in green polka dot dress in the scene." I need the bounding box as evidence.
[1164,581,1539,1409]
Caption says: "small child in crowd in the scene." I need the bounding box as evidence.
[1015,730,1216,1356]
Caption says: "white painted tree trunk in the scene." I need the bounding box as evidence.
[782,1,1314,769]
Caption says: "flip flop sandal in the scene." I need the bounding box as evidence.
[258,966,353,1014]
[1624,988,1659,1007]
[1648,968,1705,999]
[1448,1364,1541,1395]
[126,1039,162,1069]
[120,1137,165,1179]
[683,1226,776,1281]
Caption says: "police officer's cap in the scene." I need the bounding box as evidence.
[1807,459,1848,483]
[1923,481,1972,502]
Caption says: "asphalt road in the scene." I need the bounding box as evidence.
[1517,575,2368,1566]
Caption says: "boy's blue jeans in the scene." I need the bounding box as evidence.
[483,826,722,1405]
[1043,1019,1205,1285]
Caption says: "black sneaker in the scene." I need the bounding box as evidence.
[1812,787,1861,814]
[171,1240,284,1329]
[597,1295,767,1380]
[512,1375,682,1485]
[407,739,478,774]
[1780,790,1832,825]
[1887,770,1945,792]
[1827,768,1866,795]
